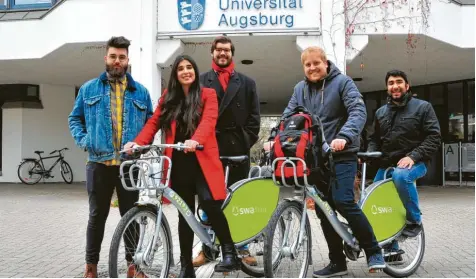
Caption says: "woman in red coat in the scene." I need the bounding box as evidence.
[124,55,239,277]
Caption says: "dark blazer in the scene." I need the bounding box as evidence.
[200,70,260,157]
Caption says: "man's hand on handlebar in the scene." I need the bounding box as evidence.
[330,139,347,151]
[184,139,199,153]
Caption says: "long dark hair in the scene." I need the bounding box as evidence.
[159,55,203,135]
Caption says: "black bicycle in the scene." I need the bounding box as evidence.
[17,147,73,184]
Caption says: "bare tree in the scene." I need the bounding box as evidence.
[250,116,280,165]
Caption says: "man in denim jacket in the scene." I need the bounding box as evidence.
[68,36,153,278]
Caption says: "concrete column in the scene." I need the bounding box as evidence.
[129,0,162,107]
[296,0,346,74]
[1,108,23,182]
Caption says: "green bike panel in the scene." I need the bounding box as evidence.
[361,180,406,242]
[223,179,280,243]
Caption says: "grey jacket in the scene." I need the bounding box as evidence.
[283,61,367,156]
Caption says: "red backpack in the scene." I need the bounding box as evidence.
[270,106,326,186]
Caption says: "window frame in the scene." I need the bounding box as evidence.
[7,0,56,10]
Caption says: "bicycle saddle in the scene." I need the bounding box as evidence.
[357,151,382,158]
[220,155,248,166]
[34,151,44,154]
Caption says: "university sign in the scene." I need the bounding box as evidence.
[158,0,321,37]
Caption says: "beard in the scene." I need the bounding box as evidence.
[106,64,128,79]
[214,55,232,67]
[389,91,409,102]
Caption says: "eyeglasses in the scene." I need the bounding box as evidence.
[214,48,231,54]
[108,55,128,62]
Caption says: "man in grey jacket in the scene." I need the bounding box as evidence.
[283,46,385,277]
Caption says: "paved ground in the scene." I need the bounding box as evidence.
[0,183,474,278]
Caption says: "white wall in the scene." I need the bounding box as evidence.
[0,85,87,183]
[21,84,87,182]
[0,0,141,60]
[1,109,23,182]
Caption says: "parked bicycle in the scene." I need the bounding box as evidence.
[17,147,73,184]
[108,143,282,278]
[263,151,425,278]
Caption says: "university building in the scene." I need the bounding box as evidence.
[0,0,474,184]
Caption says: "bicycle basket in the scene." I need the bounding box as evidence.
[120,156,171,191]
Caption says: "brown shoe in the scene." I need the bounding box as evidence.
[84,264,97,278]
[192,251,210,267]
[127,264,149,278]
[239,250,258,266]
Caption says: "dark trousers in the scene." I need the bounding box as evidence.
[85,162,139,264]
[173,165,233,260]
[315,160,380,265]
[225,159,250,187]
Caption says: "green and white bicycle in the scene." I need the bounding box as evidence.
[108,143,281,278]
[263,151,425,278]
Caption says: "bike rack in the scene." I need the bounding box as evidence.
[271,157,311,188]
[119,156,172,191]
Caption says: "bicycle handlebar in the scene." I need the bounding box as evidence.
[120,143,204,155]
[49,147,69,155]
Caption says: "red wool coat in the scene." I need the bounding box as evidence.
[134,88,227,201]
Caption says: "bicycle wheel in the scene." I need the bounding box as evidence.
[383,226,425,278]
[17,160,43,185]
[109,206,172,278]
[60,161,73,184]
[264,200,312,278]
[240,218,285,278]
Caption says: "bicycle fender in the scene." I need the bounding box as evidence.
[277,199,313,263]
[142,204,175,267]
[21,158,37,161]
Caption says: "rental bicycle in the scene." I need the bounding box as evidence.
[263,151,425,278]
[108,143,282,278]
[17,147,73,184]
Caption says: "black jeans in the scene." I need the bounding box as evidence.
[315,160,380,266]
[172,165,233,260]
[85,162,139,264]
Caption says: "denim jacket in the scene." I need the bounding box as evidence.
[68,72,153,162]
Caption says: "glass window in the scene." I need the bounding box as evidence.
[447,82,464,141]
[364,92,379,131]
[0,0,6,7]
[412,86,426,100]
[428,84,444,105]
[14,0,52,4]
[380,91,388,106]
[468,81,475,142]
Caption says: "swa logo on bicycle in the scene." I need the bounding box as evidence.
[232,206,266,216]
[371,205,393,215]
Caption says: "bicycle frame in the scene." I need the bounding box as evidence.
[37,155,63,173]
[272,157,405,257]
[119,154,261,260]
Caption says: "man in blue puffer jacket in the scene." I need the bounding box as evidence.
[68,36,153,278]
[283,46,385,277]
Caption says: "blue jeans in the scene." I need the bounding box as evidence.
[315,160,380,265]
[373,162,427,224]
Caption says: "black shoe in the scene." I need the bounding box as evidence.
[402,223,422,238]
[384,253,404,265]
[178,256,196,278]
[312,262,348,278]
[214,244,241,273]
